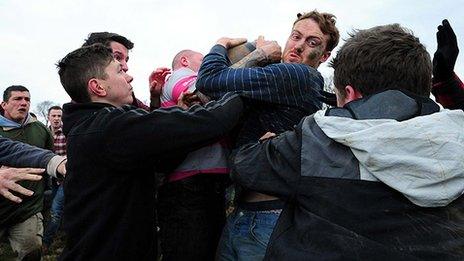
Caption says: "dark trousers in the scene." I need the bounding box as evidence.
[158,174,229,261]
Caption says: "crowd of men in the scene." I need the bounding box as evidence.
[0,8,463,261]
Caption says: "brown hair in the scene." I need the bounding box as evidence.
[57,44,113,103]
[294,10,340,52]
[330,24,432,98]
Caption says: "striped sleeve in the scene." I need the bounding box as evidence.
[197,45,324,110]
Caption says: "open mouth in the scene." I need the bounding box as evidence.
[289,52,300,58]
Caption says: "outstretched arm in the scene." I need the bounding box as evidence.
[103,93,244,169]
[0,137,67,202]
[232,128,302,199]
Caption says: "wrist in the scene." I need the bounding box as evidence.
[433,71,455,84]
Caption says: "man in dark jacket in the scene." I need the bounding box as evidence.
[232,24,464,260]
[57,44,244,260]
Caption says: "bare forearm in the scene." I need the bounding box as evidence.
[231,49,268,68]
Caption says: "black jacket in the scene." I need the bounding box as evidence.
[233,90,464,260]
[60,93,243,261]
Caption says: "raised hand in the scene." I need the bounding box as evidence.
[256,36,282,63]
[433,19,459,81]
[149,67,171,109]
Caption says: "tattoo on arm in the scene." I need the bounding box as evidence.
[231,49,268,68]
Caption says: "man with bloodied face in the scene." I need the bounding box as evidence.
[196,10,339,260]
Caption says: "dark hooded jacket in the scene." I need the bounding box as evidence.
[233,90,464,260]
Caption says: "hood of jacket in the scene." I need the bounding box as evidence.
[314,90,464,207]
[0,112,37,130]
[62,102,114,136]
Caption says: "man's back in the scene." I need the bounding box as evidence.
[233,90,464,260]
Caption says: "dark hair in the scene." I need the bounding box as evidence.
[295,10,340,52]
[330,24,432,98]
[57,44,113,103]
[4,85,29,102]
[83,32,134,50]
[48,105,62,115]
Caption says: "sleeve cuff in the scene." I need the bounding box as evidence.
[46,155,66,178]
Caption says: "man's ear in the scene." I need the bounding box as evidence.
[343,85,363,104]
[180,56,189,67]
[0,101,6,110]
[88,78,106,97]
[319,51,331,64]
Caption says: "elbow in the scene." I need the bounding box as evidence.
[195,76,207,93]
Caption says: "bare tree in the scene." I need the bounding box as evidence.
[323,75,334,93]
[35,100,55,126]
[322,75,335,109]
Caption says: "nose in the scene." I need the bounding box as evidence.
[120,60,129,72]
[125,73,133,83]
[294,39,305,53]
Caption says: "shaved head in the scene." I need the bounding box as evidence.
[171,50,204,72]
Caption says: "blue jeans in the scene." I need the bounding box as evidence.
[43,184,64,247]
[216,208,281,261]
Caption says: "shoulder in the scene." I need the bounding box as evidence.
[27,120,50,133]
[267,63,322,77]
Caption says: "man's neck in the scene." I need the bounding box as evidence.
[2,111,26,125]
[7,117,25,125]
[50,126,61,133]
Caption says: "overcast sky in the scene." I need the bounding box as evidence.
[0,0,462,113]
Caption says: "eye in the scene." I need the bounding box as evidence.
[114,54,122,62]
[291,33,300,40]
[306,37,322,47]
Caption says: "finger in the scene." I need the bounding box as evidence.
[157,68,170,74]
[259,132,276,141]
[0,189,22,203]
[442,19,451,30]
[231,38,247,46]
[149,80,159,89]
[9,182,34,196]
[18,168,45,174]
[442,19,457,43]
[14,173,42,182]
[436,26,445,47]
[154,67,169,72]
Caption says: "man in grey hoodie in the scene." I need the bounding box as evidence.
[232,24,464,260]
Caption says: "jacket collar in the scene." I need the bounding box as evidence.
[326,89,439,121]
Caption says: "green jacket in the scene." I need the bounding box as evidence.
[0,114,53,226]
